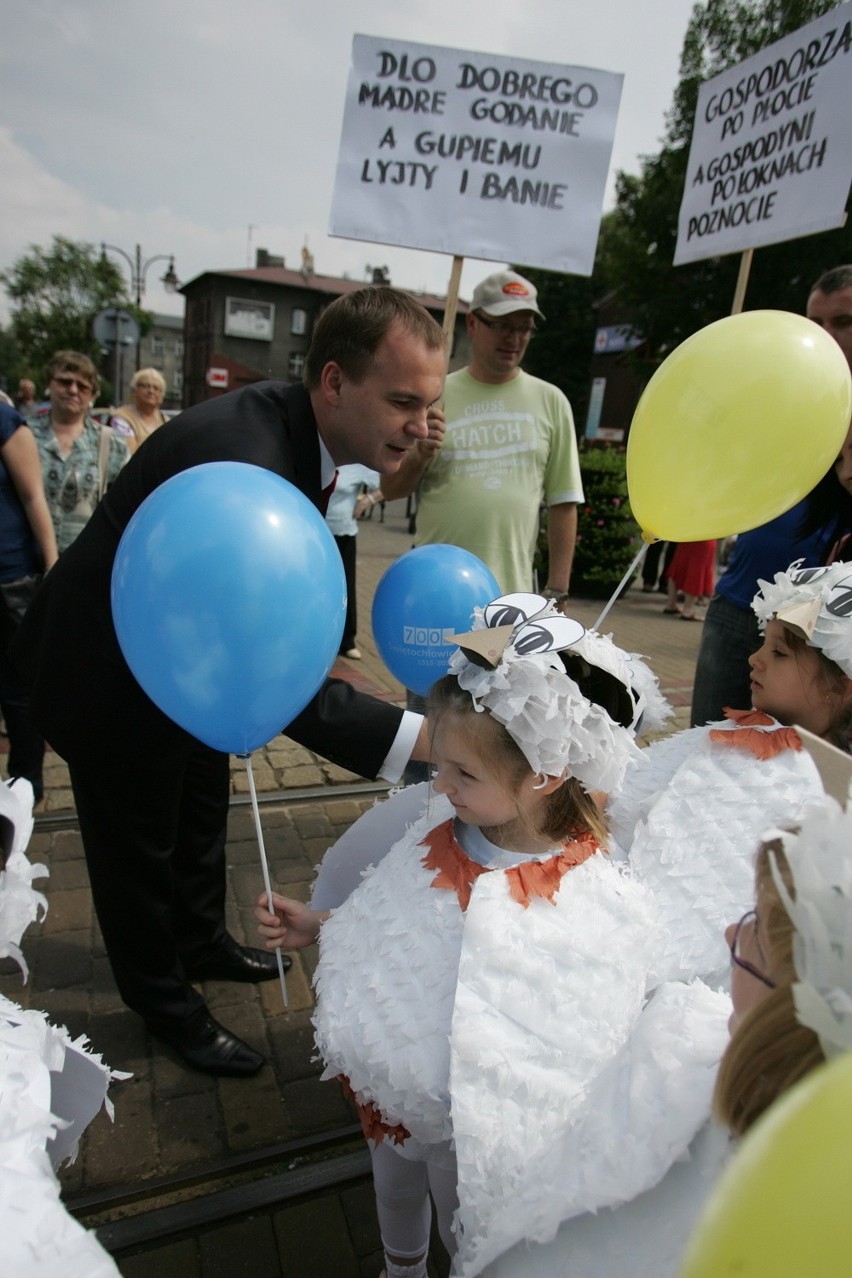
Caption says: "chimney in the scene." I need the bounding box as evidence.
[255,248,285,268]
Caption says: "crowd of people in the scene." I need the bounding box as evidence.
[2,269,852,1277]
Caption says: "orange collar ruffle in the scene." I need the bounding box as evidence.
[420,819,602,910]
[708,707,802,760]
[338,1075,410,1147]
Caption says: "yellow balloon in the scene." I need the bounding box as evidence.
[627,311,852,541]
[678,1053,852,1278]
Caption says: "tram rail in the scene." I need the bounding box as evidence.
[43,783,389,1256]
[64,1124,369,1254]
[34,779,391,832]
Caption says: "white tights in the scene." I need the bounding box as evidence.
[369,1139,459,1272]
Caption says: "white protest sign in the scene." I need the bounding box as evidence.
[675,4,852,266]
[330,35,623,277]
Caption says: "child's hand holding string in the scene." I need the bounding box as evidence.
[255,892,327,950]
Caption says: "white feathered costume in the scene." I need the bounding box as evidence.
[313,790,731,1277]
[0,778,125,1278]
[609,709,826,989]
[310,597,732,1276]
[610,557,852,992]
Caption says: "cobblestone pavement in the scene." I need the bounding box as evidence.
[0,501,704,1275]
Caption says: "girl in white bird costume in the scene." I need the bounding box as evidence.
[609,558,852,994]
[256,594,727,1278]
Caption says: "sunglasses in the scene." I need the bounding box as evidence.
[53,375,93,392]
[475,314,537,338]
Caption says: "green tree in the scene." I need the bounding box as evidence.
[0,325,24,397]
[0,235,130,388]
[507,267,596,411]
[599,0,852,364]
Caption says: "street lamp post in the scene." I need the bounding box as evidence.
[100,242,180,370]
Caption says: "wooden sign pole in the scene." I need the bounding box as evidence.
[442,255,464,358]
[730,248,753,315]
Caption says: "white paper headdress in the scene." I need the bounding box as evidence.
[624,650,673,737]
[752,559,852,679]
[763,795,852,1060]
[447,593,650,792]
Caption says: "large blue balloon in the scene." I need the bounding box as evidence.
[111,462,346,754]
[372,545,500,696]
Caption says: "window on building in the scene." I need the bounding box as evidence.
[288,352,305,380]
[151,335,165,357]
[291,308,307,336]
[174,369,184,393]
[173,337,184,357]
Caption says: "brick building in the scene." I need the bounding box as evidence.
[137,312,185,410]
[179,251,470,408]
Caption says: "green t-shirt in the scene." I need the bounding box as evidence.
[415,369,584,594]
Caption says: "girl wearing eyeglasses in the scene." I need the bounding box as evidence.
[481,795,851,1278]
[715,801,849,1133]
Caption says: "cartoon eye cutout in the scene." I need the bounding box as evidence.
[561,652,636,729]
[511,615,585,657]
[824,575,852,619]
[790,566,831,586]
[483,593,549,630]
[456,595,585,669]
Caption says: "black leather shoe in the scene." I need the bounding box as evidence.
[184,935,291,983]
[149,1012,264,1077]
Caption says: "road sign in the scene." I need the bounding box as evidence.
[93,307,140,350]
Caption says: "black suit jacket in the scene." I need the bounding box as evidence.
[14,381,403,776]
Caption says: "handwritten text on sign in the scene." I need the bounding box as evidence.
[329,36,623,277]
[674,3,852,265]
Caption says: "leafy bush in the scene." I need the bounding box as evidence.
[536,445,642,598]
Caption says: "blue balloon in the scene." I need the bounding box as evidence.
[111,462,346,754]
[372,545,500,696]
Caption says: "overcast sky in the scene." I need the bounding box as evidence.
[0,0,693,324]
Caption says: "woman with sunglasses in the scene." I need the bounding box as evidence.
[29,351,129,552]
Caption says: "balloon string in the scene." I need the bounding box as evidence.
[242,753,288,1007]
[592,543,648,632]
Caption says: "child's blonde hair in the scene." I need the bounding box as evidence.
[427,674,607,844]
[713,840,823,1135]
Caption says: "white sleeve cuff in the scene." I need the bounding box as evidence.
[378,711,424,782]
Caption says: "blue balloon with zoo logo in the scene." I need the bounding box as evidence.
[372,545,500,696]
[111,462,346,755]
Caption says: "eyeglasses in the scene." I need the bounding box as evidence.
[475,314,537,338]
[52,375,93,392]
[729,910,777,989]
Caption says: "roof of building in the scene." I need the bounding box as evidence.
[180,266,467,313]
[148,312,184,329]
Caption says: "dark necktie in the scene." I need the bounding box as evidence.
[319,472,338,516]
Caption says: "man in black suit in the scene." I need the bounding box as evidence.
[14,288,445,1076]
